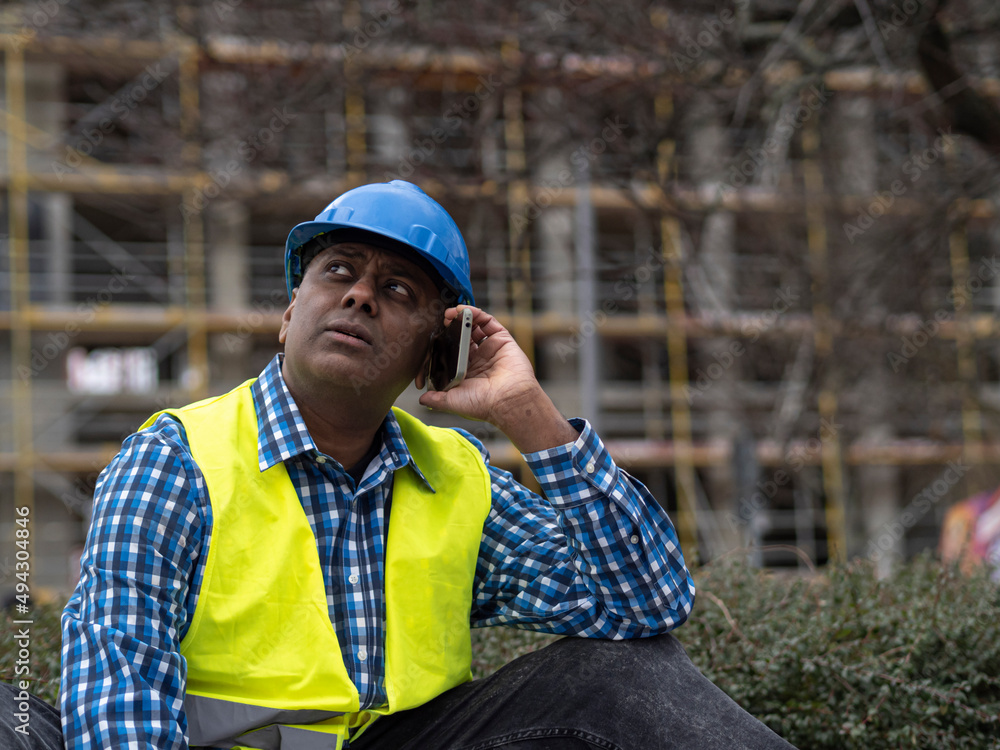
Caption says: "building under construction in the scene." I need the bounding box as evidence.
[3,0,1000,590]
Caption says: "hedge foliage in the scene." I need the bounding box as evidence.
[4,553,998,748]
[676,552,1000,749]
[1,599,63,706]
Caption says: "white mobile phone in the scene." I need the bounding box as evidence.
[428,308,473,391]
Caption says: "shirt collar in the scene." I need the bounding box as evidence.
[252,354,436,492]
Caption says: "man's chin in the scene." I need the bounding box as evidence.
[318,358,414,397]
[286,348,419,399]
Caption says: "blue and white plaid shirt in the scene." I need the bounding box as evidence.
[61,354,694,749]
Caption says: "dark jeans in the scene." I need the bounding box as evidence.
[353,634,797,750]
[1,634,798,749]
[0,682,63,750]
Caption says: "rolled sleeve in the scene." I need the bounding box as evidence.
[523,418,619,504]
[462,420,695,638]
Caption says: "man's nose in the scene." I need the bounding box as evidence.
[342,275,378,314]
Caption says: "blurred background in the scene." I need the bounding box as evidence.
[3,0,1000,596]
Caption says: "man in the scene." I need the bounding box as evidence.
[2,180,797,749]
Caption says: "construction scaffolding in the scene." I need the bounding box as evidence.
[3,2,1000,589]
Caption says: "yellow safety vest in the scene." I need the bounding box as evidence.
[141,379,492,749]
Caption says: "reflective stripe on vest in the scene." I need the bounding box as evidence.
[142,380,492,748]
[185,695,345,749]
[184,693,344,748]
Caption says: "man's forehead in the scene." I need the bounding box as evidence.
[315,242,434,283]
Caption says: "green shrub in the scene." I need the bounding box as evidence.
[676,552,1000,749]
[5,553,998,749]
[470,624,559,679]
[1,600,63,706]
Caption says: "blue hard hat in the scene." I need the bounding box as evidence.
[284,180,474,305]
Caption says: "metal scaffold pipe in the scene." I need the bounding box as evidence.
[5,43,34,565]
[574,160,599,434]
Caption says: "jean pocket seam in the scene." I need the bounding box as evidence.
[461,726,622,750]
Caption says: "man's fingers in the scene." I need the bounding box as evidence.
[474,315,506,338]
[468,332,508,373]
[418,390,436,407]
[419,389,450,411]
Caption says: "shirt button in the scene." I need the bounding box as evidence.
[316,455,327,464]
[348,573,359,584]
[630,534,639,544]
[357,648,368,662]
[585,461,596,474]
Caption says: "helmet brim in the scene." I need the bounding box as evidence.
[285,220,474,306]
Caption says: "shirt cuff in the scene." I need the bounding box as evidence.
[521,418,618,507]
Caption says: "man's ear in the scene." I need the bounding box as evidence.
[278,289,297,344]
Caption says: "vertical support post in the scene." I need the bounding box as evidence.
[942,133,983,504]
[802,119,846,563]
[344,81,366,184]
[344,0,367,187]
[948,200,981,481]
[657,93,698,563]
[44,194,72,305]
[501,36,538,492]
[178,37,208,399]
[6,44,34,560]
[574,160,599,432]
[341,0,368,186]
[638,216,667,441]
[178,37,200,170]
[502,38,534,369]
[662,215,699,562]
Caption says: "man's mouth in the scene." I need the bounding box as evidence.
[326,321,374,346]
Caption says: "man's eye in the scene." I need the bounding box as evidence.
[386,281,411,298]
[326,262,352,277]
